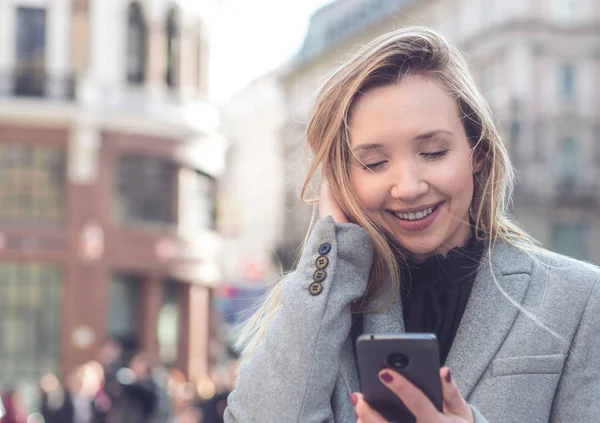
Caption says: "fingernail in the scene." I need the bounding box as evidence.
[380,371,393,383]
[445,370,452,383]
[350,393,358,406]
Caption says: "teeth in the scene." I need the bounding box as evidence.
[395,206,436,221]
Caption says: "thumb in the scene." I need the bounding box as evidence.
[440,368,473,421]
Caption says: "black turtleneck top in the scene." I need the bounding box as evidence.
[400,236,484,365]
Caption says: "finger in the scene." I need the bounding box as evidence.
[319,181,332,219]
[378,369,439,421]
[319,180,348,222]
[352,393,388,423]
[440,367,472,421]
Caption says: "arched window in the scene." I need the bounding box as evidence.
[126,2,146,84]
[165,6,180,87]
[558,137,578,188]
[196,22,206,95]
[559,62,575,100]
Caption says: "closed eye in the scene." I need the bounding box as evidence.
[422,150,448,159]
[362,161,387,171]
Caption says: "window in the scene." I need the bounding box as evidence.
[508,99,522,161]
[196,25,205,94]
[15,7,46,97]
[179,168,216,232]
[481,62,498,97]
[116,153,177,225]
[0,145,66,223]
[165,6,180,88]
[551,222,587,260]
[483,0,496,24]
[126,2,146,84]
[108,273,141,360]
[553,0,576,22]
[558,137,578,188]
[559,63,576,100]
[0,263,61,383]
[157,280,181,365]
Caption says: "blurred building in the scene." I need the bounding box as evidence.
[0,0,226,385]
[217,73,285,344]
[220,72,286,284]
[280,0,600,265]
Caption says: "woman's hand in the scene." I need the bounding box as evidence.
[352,367,474,423]
[319,180,348,223]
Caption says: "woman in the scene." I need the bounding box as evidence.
[225,27,600,422]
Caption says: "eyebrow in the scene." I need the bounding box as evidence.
[352,130,454,153]
[413,130,454,141]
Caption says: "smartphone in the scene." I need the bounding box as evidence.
[355,333,443,423]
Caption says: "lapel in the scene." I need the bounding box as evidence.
[339,240,532,401]
[445,240,533,399]
[363,294,405,334]
[338,292,405,396]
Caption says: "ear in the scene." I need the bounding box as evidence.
[471,148,484,174]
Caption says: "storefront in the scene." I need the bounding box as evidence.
[0,124,221,385]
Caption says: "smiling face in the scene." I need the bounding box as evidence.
[348,75,481,260]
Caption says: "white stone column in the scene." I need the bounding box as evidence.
[145,21,167,99]
[47,0,72,99]
[68,122,101,185]
[0,0,15,96]
[178,27,195,99]
[89,0,121,88]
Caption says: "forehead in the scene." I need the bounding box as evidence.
[349,76,462,146]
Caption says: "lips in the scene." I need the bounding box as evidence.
[386,201,444,232]
[393,204,439,221]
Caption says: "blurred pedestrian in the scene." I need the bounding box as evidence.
[68,362,103,423]
[149,364,172,423]
[110,352,158,423]
[91,339,123,423]
[39,373,75,423]
[0,390,26,423]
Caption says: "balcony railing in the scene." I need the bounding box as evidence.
[0,71,76,101]
[554,181,598,208]
[513,181,599,209]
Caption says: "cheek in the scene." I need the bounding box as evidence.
[350,171,384,210]
[437,156,475,201]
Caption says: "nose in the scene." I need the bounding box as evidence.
[389,163,429,202]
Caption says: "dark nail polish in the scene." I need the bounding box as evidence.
[350,393,358,406]
[380,371,393,383]
[445,370,452,383]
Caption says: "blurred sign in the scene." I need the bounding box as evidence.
[80,223,104,262]
[241,254,268,282]
[213,284,266,325]
[71,325,95,349]
[155,238,178,263]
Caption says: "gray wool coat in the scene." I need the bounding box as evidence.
[225,217,600,422]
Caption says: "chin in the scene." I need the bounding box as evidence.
[390,235,444,259]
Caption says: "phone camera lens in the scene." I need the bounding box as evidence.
[386,353,410,370]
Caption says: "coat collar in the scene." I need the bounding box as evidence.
[346,239,532,399]
[445,240,532,398]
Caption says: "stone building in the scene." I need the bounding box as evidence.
[0,0,226,384]
[280,0,600,265]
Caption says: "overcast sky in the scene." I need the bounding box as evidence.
[211,0,333,103]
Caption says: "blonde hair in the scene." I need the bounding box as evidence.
[237,26,541,361]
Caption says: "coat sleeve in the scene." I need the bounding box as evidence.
[224,216,374,423]
[550,276,600,422]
